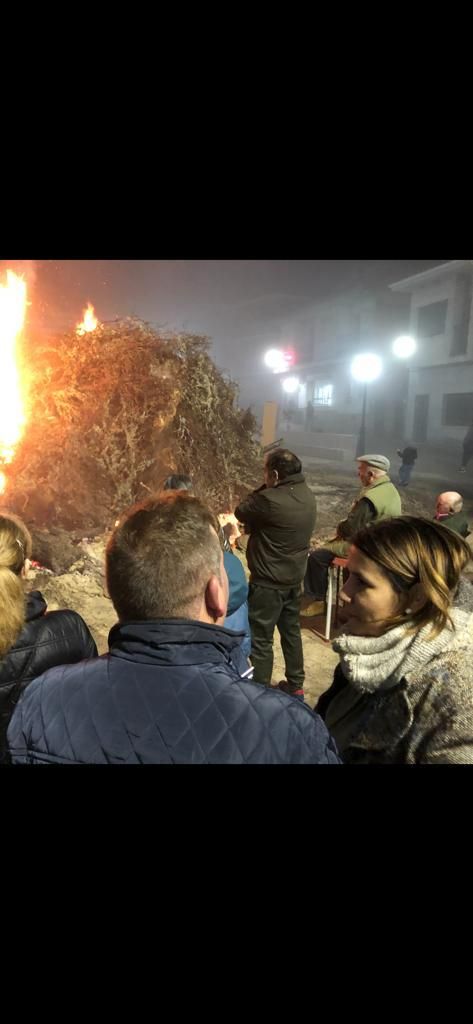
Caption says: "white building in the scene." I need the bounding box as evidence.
[272,283,411,440]
[390,260,473,443]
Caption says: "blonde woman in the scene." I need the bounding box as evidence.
[0,512,97,762]
[316,517,473,764]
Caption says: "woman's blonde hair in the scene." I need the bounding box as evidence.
[0,512,33,657]
[353,516,471,638]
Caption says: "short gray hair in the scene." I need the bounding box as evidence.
[107,492,222,621]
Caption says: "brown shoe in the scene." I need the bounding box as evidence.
[300,600,325,617]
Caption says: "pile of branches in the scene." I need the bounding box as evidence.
[6,320,261,529]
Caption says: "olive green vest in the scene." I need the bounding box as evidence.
[325,476,402,557]
[359,475,402,520]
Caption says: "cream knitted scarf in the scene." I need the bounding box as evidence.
[333,580,473,693]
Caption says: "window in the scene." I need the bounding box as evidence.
[417,300,448,337]
[451,324,469,357]
[451,280,472,356]
[442,393,473,427]
[314,384,333,406]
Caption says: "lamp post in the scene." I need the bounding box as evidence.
[350,353,383,457]
[392,336,417,438]
[281,376,300,430]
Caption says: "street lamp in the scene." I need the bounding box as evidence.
[391,335,416,441]
[282,376,300,394]
[392,335,416,359]
[350,352,383,457]
[264,348,294,374]
[280,376,300,432]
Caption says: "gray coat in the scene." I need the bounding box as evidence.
[317,579,473,764]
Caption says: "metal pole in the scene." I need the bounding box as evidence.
[356,383,367,457]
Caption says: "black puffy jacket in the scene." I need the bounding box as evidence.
[0,590,97,762]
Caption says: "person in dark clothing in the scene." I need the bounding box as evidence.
[8,492,341,764]
[460,423,473,473]
[303,455,402,617]
[397,445,418,487]
[235,449,317,700]
[0,512,97,763]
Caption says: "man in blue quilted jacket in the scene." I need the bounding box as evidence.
[7,492,341,764]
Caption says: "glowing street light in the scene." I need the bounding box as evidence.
[282,376,300,394]
[264,348,293,374]
[392,335,417,359]
[265,349,282,370]
[350,352,383,384]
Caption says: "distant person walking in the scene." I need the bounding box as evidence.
[397,445,418,487]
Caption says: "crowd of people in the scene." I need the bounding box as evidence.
[1,445,473,764]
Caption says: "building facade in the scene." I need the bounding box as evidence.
[390,260,473,444]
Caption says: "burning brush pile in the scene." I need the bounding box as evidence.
[0,269,261,532]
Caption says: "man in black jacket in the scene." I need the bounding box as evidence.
[235,449,316,699]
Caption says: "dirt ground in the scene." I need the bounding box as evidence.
[28,465,473,711]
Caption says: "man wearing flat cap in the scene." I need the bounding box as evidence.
[303,454,402,617]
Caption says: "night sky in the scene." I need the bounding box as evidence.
[2,259,447,394]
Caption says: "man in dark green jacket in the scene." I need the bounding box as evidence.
[235,449,316,699]
[435,491,471,538]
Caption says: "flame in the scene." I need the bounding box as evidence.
[77,303,99,336]
[0,271,28,495]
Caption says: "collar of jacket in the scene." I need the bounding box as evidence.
[108,618,246,665]
[26,591,47,622]
[359,474,391,496]
[275,472,306,488]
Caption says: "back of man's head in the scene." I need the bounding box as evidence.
[107,493,224,622]
[437,491,464,516]
[265,449,302,480]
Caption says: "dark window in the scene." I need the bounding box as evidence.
[450,280,472,356]
[417,300,448,337]
[314,384,333,406]
[442,393,473,427]
[451,324,469,356]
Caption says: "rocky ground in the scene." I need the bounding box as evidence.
[26,466,473,709]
